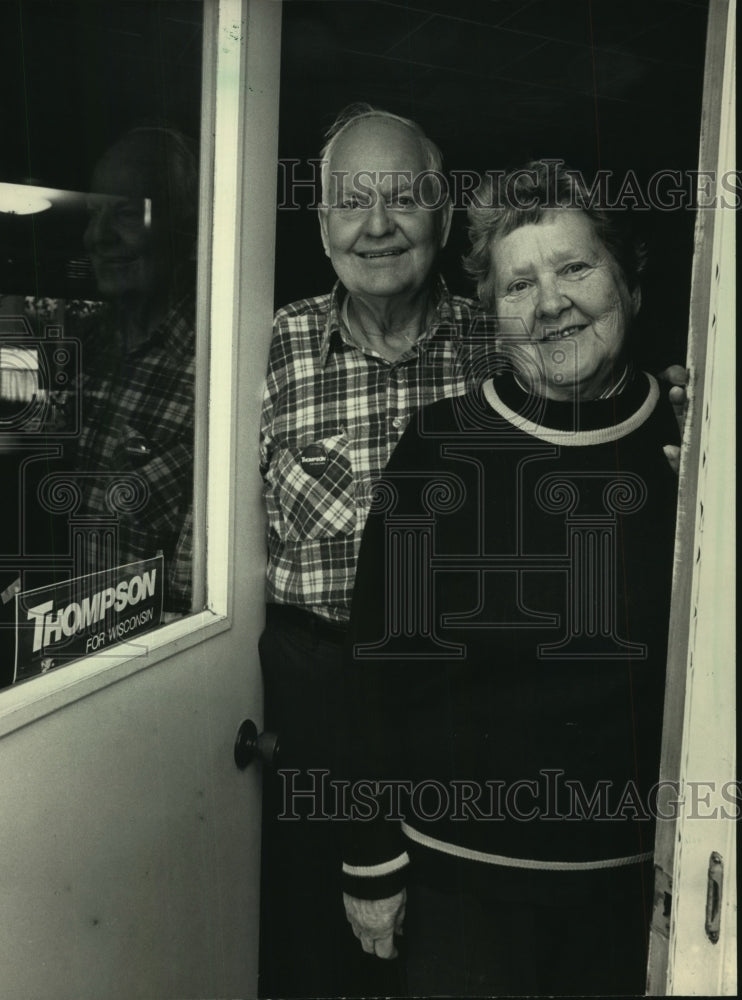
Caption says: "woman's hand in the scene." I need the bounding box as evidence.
[659,364,689,474]
[343,890,406,959]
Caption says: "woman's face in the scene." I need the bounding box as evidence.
[489,209,640,400]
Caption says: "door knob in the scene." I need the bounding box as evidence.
[234,718,280,770]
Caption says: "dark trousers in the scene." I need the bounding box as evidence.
[404,850,654,997]
[258,605,407,999]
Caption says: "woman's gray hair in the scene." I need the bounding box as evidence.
[464,160,647,308]
[320,103,444,206]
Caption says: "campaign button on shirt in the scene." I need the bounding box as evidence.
[299,443,329,479]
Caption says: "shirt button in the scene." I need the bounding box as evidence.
[393,417,403,429]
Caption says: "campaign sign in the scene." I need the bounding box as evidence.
[13,556,163,683]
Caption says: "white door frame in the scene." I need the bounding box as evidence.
[647,0,736,994]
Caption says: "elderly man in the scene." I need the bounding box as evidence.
[258,104,477,998]
[74,125,197,613]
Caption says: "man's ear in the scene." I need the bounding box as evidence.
[318,207,331,258]
[438,199,453,249]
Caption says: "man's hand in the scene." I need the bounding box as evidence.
[343,890,406,959]
[658,365,689,474]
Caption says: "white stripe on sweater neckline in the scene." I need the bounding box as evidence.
[482,373,659,446]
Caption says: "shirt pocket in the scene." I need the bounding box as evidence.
[274,433,356,542]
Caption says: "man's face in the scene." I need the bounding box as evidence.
[318,118,451,303]
[84,138,175,300]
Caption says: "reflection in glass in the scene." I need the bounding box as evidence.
[1,2,203,687]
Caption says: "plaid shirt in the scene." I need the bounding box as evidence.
[260,279,477,622]
[71,290,194,610]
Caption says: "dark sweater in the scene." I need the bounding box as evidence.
[342,372,678,899]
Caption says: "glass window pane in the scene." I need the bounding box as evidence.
[1,1,203,688]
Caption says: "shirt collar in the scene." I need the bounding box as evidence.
[118,287,195,360]
[82,287,195,377]
[513,363,634,400]
[157,288,196,359]
[598,363,632,398]
[319,275,456,366]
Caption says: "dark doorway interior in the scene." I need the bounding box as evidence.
[1,0,203,302]
[275,0,710,370]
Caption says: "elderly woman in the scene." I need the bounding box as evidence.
[341,160,679,996]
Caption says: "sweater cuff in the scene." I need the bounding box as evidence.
[341,851,410,899]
